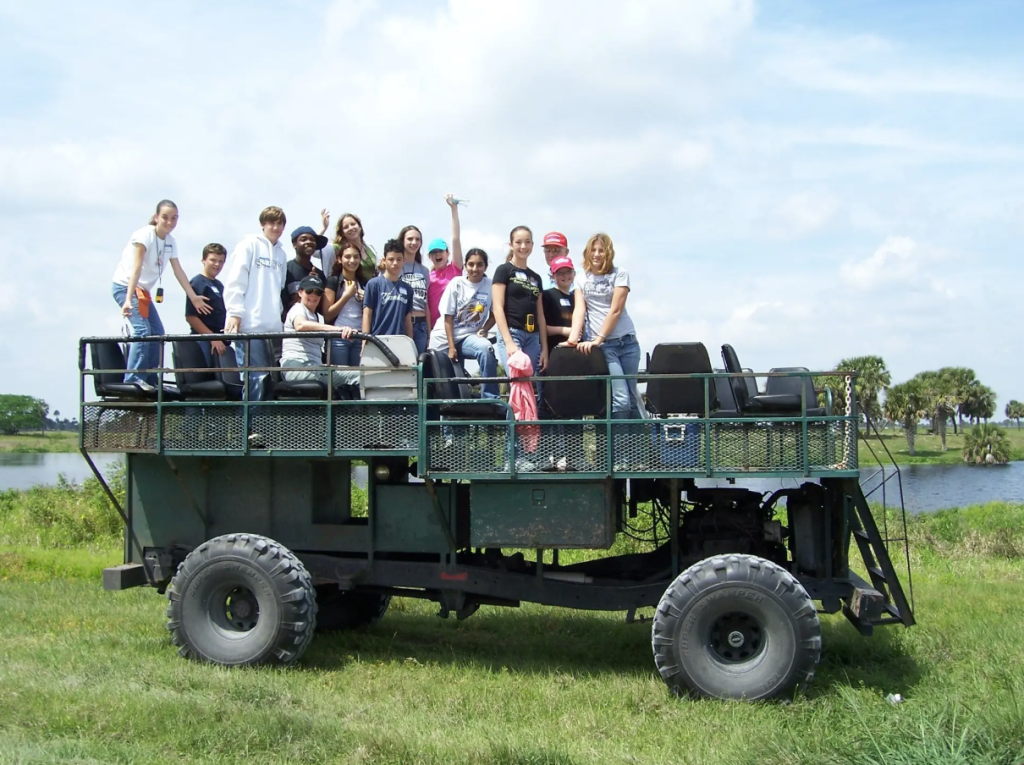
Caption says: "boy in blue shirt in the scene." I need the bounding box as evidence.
[362,239,414,338]
[185,243,228,365]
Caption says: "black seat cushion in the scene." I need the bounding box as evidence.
[764,367,827,416]
[90,341,178,400]
[542,346,609,419]
[646,342,718,416]
[422,349,506,420]
[211,349,243,400]
[172,340,228,400]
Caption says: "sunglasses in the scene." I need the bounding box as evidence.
[305,289,324,296]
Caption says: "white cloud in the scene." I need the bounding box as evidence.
[0,0,1022,418]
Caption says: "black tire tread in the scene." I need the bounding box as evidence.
[651,553,821,700]
[165,533,317,666]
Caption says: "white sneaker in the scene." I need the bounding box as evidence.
[556,456,568,472]
[135,380,156,392]
[515,458,537,473]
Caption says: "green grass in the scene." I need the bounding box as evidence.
[0,486,1023,763]
[0,431,77,453]
[859,426,1024,465]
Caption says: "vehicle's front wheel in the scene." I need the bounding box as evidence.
[651,554,821,700]
[166,534,317,666]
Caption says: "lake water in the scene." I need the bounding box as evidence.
[1,453,1021,513]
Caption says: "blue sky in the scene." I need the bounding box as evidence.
[0,0,1022,418]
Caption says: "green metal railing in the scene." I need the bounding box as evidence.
[79,334,859,478]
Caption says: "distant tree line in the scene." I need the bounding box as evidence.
[816,358,1014,464]
[0,394,77,435]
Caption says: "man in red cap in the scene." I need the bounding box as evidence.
[542,231,573,290]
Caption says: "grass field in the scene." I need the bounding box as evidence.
[859,425,1024,465]
[1,474,1023,764]
[0,431,77,453]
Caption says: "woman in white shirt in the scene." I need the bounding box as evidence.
[282,274,359,393]
[428,248,497,397]
[568,233,641,419]
[111,200,211,388]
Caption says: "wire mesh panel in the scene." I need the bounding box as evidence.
[333,404,418,451]
[162,406,246,452]
[428,422,510,473]
[512,421,609,474]
[251,404,328,451]
[82,405,157,452]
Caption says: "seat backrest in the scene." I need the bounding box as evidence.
[714,368,739,412]
[361,335,418,400]
[90,341,127,394]
[766,366,816,408]
[421,349,462,401]
[543,346,609,419]
[646,342,717,416]
[212,347,243,386]
[172,341,215,387]
[721,344,756,412]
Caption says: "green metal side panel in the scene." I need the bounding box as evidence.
[129,455,369,553]
[374,484,453,554]
[470,480,614,549]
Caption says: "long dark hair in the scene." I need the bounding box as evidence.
[331,243,369,286]
[466,247,489,270]
[398,225,423,264]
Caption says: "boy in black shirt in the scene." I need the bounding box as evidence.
[542,255,576,349]
[282,226,328,317]
[185,243,229,365]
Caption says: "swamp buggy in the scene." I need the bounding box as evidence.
[79,332,914,701]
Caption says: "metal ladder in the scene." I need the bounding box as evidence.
[845,415,916,630]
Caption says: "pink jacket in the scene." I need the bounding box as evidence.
[506,350,539,453]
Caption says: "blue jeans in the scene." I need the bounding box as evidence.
[412,317,429,355]
[600,333,641,418]
[495,328,542,397]
[456,334,499,398]
[233,337,272,402]
[111,283,165,386]
[329,337,362,367]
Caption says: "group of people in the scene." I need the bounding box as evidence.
[109,196,642,419]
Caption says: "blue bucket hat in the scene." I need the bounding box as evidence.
[427,237,448,253]
[291,226,329,251]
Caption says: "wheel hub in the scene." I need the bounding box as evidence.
[223,586,260,631]
[709,611,764,664]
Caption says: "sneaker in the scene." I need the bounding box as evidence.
[515,457,537,473]
[248,433,267,449]
[556,456,568,472]
[134,380,156,393]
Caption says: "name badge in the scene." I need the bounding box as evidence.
[560,298,570,307]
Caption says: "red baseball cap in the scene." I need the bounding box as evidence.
[549,256,574,274]
[543,232,568,248]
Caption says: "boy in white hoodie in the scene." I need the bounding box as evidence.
[223,206,289,401]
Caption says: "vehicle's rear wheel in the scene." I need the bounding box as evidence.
[315,586,390,631]
[651,554,821,700]
[166,534,317,666]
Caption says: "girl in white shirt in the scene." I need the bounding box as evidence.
[568,233,641,419]
[110,200,211,388]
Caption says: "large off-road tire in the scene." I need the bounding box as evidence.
[651,554,821,701]
[166,534,317,666]
[315,586,390,631]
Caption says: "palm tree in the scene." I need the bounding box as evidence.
[961,383,997,424]
[942,366,977,435]
[914,370,957,452]
[835,355,891,430]
[1006,400,1024,429]
[961,423,1011,465]
[883,380,928,456]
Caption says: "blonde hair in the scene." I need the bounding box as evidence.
[582,233,615,276]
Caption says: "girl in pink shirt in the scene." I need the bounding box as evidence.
[426,194,465,323]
